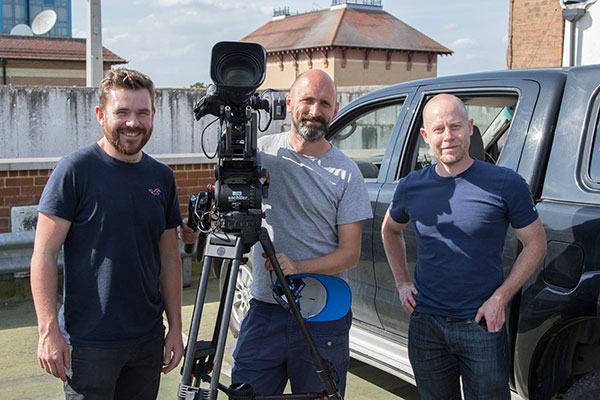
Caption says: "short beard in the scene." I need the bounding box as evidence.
[293,115,328,142]
[105,127,152,156]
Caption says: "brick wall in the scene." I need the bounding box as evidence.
[171,163,215,221]
[0,161,215,234]
[508,0,564,69]
[0,169,50,233]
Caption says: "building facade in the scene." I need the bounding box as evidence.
[507,0,564,69]
[242,0,452,89]
[0,35,126,86]
[1,0,71,37]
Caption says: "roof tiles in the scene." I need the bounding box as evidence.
[0,35,126,63]
[242,7,452,55]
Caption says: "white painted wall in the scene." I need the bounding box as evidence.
[562,2,600,66]
[0,86,371,159]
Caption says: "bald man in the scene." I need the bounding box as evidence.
[231,70,372,396]
[381,94,546,399]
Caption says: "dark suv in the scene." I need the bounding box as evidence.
[224,65,600,399]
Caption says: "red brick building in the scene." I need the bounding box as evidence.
[507,0,565,69]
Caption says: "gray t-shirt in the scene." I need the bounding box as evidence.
[251,131,373,303]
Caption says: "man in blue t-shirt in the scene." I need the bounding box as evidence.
[381,94,547,399]
[30,69,197,399]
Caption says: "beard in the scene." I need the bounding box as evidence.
[105,125,152,156]
[293,114,328,142]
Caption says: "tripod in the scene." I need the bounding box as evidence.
[178,226,344,400]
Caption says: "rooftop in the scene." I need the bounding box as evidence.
[0,35,126,64]
[243,5,451,55]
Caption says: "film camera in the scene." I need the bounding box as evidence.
[179,41,344,400]
[184,41,285,256]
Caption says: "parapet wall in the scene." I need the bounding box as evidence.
[0,86,375,233]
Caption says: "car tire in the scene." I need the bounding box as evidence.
[218,259,253,338]
[563,370,600,400]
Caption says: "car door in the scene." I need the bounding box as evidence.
[327,88,416,328]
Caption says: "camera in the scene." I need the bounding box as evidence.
[185,41,286,255]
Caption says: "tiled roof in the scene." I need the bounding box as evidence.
[0,35,126,64]
[242,7,452,55]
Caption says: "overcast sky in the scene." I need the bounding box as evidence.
[71,1,509,89]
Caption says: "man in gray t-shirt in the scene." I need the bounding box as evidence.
[231,70,372,396]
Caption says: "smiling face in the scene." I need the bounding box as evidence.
[288,70,339,142]
[96,88,155,160]
[420,94,474,169]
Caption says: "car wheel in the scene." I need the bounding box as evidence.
[563,370,600,400]
[218,259,253,338]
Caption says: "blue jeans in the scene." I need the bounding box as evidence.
[408,312,510,400]
[231,299,351,396]
[64,335,164,400]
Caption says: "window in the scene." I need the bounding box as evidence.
[590,117,600,181]
[411,94,519,172]
[330,100,405,179]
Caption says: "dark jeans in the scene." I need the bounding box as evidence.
[64,335,164,400]
[408,312,510,400]
[231,299,351,396]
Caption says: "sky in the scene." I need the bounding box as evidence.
[71,1,510,89]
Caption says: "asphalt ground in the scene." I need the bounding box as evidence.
[0,275,420,399]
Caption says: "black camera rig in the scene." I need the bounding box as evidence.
[178,41,344,400]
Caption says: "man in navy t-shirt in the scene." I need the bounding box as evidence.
[381,94,547,399]
[30,69,197,399]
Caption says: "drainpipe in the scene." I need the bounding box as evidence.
[2,59,6,85]
[562,8,586,67]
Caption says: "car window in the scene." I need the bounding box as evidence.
[590,116,600,182]
[410,93,519,172]
[330,100,405,179]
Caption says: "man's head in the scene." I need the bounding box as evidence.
[96,69,156,158]
[287,70,339,142]
[420,93,474,168]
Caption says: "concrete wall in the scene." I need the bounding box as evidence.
[0,85,375,233]
[0,86,373,159]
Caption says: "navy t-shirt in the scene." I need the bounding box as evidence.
[389,160,538,319]
[38,143,182,347]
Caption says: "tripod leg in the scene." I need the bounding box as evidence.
[180,254,214,388]
[208,255,241,400]
[258,228,343,400]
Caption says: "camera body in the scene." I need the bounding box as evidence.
[187,41,286,254]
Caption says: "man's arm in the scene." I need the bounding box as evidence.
[265,221,363,276]
[476,217,547,331]
[30,212,71,382]
[158,227,184,374]
[381,209,418,314]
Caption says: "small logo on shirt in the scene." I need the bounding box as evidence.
[149,188,161,196]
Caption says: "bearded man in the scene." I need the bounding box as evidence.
[230,69,372,396]
[31,68,197,399]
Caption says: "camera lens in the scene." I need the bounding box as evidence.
[219,57,259,86]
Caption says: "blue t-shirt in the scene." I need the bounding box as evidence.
[389,160,538,319]
[38,143,182,347]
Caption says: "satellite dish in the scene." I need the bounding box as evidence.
[10,24,34,36]
[31,9,57,35]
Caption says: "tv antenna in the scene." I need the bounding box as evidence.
[31,9,57,35]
